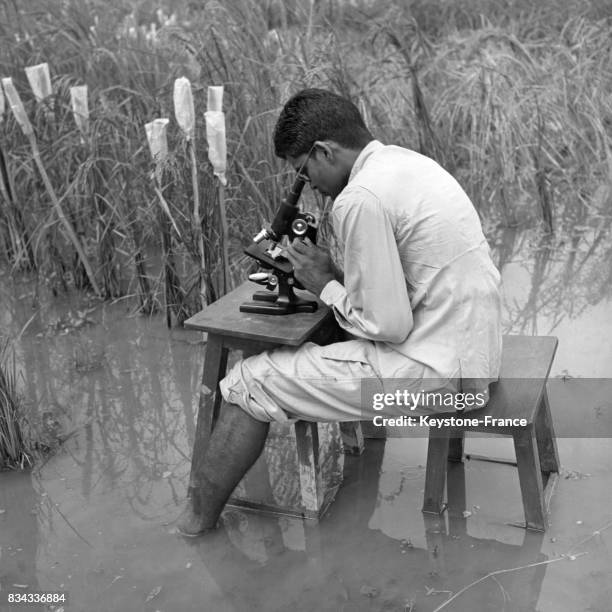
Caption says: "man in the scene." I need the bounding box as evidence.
[177,88,501,536]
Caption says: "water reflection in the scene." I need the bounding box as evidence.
[0,217,611,609]
[493,219,612,338]
[421,463,547,611]
[177,442,549,611]
[0,277,204,525]
[0,471,40,606]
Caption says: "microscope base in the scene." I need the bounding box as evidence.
[240,293,318,315]
[249,291,278,303]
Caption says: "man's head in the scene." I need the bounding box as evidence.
[273,89,373,199]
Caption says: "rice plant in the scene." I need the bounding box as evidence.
[0,339,34,470]
[0,0,609,322]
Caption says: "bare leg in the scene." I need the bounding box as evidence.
[177,402,270,536]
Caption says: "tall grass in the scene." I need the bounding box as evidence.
[0,339,34,470]
[0,0,610,319]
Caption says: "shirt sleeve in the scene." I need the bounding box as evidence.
[319,187,413,343]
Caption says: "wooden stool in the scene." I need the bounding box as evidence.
[422,335,560,531]
[184,281,363,520]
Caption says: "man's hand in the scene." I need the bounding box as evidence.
[282,237,335,296]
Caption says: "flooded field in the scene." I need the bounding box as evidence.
[1,224,611,612]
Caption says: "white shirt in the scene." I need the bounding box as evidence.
[319,140,502,389]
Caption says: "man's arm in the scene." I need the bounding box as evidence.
[319,190,413,343]
[285,188,412,343]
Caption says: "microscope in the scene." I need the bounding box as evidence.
[240,175,319,315]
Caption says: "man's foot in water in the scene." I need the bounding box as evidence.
[175,498,217,537]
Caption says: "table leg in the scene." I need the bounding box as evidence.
[294,421,322,519]
[189,334,228,492]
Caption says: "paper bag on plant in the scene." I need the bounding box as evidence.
[25,63,54,118]
[70,85,89,140]
[1,78,33,136]
[173,77,195,141]
[144,118,170,183]
[205,86,227,186]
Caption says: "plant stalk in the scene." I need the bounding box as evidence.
[217,180,230,293]
[189,140,207,306]
[28,134,101,296]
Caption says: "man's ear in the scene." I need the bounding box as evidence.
[313,140,338,163]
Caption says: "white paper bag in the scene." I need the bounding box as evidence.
[173,77,195,141]
[25,63,52,103]
[2,77,33,135]
[70,85,89,135]
[205,86,226,185]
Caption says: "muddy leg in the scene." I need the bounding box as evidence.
[177,402,270,536]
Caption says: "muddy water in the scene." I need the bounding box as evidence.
[1,225,611,612]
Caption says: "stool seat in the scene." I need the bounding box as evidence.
[422,335,560,531]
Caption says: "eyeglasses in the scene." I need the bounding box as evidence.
[294,143,316,183]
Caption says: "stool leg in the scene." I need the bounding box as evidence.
[189,334,228,491]
[422,428,450,514]
[535,390,560,475]
[446,461,468,536]
[448,432,465,462]
[294,421,322,519]
[513,427,546,531]
[422,513,447,577]
[339,421,365,455]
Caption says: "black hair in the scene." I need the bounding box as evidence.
[273,88,373,159]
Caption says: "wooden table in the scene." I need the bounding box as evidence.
[184,280,351,519]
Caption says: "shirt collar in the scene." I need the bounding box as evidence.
[348,140,384,183]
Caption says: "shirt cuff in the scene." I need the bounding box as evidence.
[319,279,346,305]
